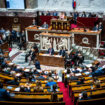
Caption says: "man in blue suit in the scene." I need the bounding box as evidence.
[47,46,54,55]
[59,47,65,57]
[93,24,99,31]
[0,83,10,100]
[34,58,41,70]
[42,22,49,29]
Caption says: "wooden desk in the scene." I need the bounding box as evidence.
[0,42,9,50]
[37,53,64,67]
[0,101,65,105]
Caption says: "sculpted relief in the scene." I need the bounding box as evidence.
[41,36,68,51]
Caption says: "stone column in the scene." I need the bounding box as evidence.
[0,0,6,8]
[96,34,99,49]
[68,37,70,51]
[72,33,74,45]
[25,30,28,42]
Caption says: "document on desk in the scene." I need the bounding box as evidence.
[14,87,20,92]
[40,54,62,58]
[38,27,46,30]
[75,73,82,76]
[7,86,13,89]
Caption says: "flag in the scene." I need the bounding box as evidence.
[72,0,76,9]
[6,0,10,8]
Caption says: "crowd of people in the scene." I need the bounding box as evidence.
[0,27,26,50]
[0,46,60,100]
[0,9,104,103]
[39,11,98,18]
[93,22,103,31]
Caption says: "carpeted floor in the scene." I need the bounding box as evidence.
[58,82,74,105]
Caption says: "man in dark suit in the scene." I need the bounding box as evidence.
[0,83,10,100]
[64,51,72,69]
[34,58,41,70]
[98,22,103,30]
[70,73,78,80]
[42,22,49,29]
[37,73,45,80]
[32,19,37,26]
[59,47,65,57]
[47,46,54,55]
[93,24,99,31]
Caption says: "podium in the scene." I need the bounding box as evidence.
[37,53,64,67]
[51,19,70,31]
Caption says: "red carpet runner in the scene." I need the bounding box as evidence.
[58,82,74,105]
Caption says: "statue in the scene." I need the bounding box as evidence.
[42,37,51,49]
[57,38,67,50]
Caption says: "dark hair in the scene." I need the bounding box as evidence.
[67,68,71,74]
[48,72,52,77]
[51,92,58,102]
[0,83,3,88]
[82,91,88,99]
[80,77,85,83]
[53,84,57,92]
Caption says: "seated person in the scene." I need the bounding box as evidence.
[34,81,43,92]
[33,68,40,74]
[59,47,65,57]
[0,27,5,34]
[98,22,103,30]
[47,45,54,55]
[47,72,53,79]
[93,77,101,88]
[59,12,66,20]
[93,24,99,31]
[72,67,80,73]
[41,22,49,29]
[36,73,45,80]
[77,77,85,85]
[70,73,78,80]
[0,83,10,100]
[20,85,25,92]
[24,82,31,92]
[6,77,19,85]
[79,91,91,100]
[81,11,86,17]
[53,10,58,16]
[46,77,56,87]
[28,75,36,82]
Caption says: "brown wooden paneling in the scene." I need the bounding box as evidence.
[0,16,34,31]
[0,16,105,42]
[0,42,9,50]
[37,54,64,67]
[28,31,41,42]
[74,34,97,47]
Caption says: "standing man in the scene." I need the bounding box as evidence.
[59,47,65,57]
[34,58,41,70]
